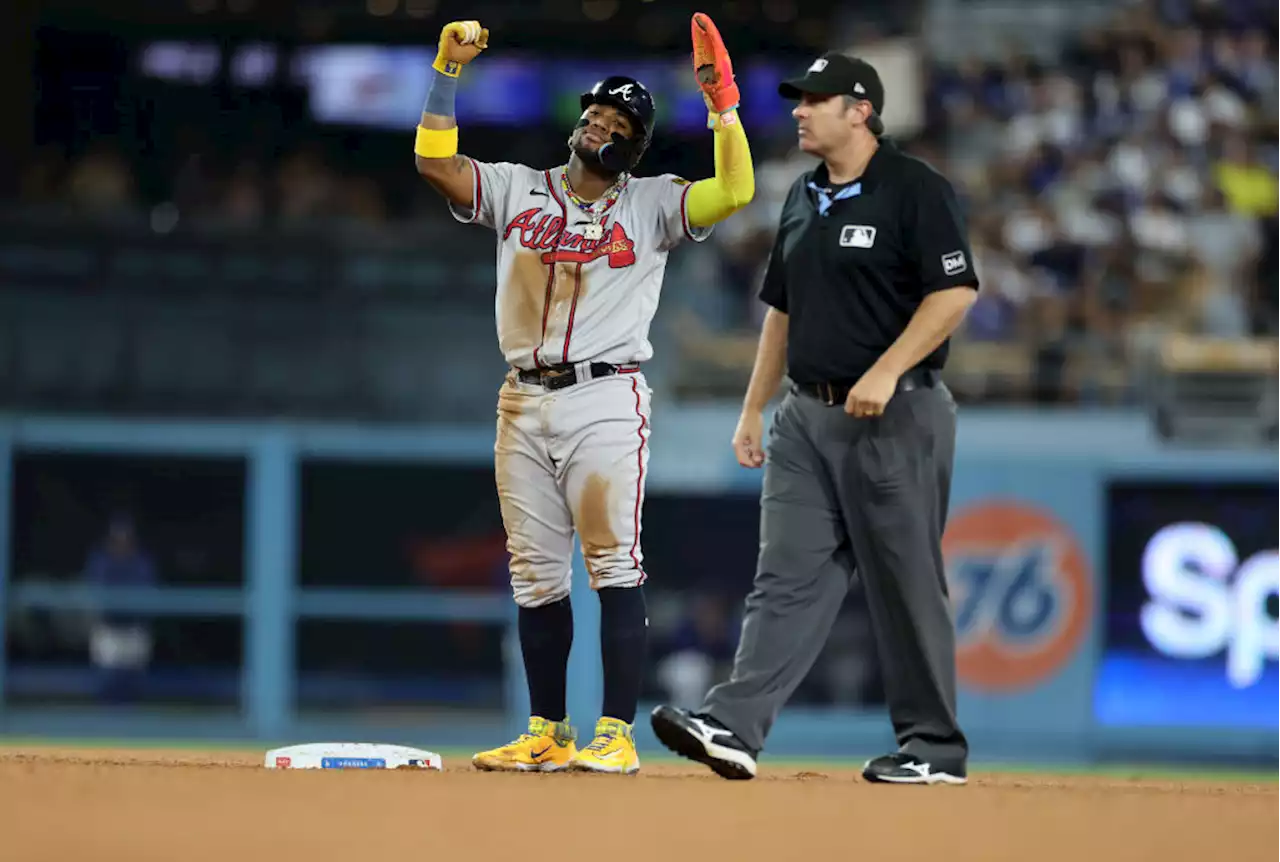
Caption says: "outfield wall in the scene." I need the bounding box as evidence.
[0,405,1275,766]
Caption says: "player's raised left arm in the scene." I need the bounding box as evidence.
[684,108,754,228]
[684,13,755,228]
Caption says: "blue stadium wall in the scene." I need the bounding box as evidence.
[0,403,1275,767]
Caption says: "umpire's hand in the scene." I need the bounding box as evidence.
[732,410,766,468]
[844,367,898,417]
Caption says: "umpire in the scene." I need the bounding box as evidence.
[651,52,979,784]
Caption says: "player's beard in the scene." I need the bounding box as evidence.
[570,127,627,178]
[572,145,618,178]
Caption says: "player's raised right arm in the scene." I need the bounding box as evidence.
[413,20,488,207]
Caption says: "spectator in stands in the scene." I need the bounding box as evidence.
[652,593,739,711]
[83,513,159,703]
[1188,185,1263,300]
[1213,130,1278,218]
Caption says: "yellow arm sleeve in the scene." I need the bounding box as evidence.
[685,111,755,228]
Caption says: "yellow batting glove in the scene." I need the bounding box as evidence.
[434,20,489,77]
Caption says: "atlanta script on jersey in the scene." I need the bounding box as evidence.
[449,161,713,370]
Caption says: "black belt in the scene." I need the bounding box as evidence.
[516,362,639,391]
[795,367,940,406]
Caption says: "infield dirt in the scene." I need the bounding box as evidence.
[2,748,1275,862]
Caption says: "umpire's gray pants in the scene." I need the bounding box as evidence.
[702,380,968,768]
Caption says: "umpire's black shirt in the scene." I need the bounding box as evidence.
[759,139,980,385]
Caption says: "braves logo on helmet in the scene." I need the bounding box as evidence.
[579,75,656,173]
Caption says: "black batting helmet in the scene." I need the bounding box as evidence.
[578,75,656,172]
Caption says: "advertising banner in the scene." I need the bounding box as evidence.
[940,457,1103,757]
[1095,479,1279,730]
[944,501,1094,695]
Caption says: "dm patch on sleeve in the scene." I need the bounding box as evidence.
[671,177,691,186]
[941,250,967,275]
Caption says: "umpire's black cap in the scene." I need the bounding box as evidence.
[778,52,885,117]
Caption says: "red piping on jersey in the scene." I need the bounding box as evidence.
[469,157,484,223]
[533,169,566,369]
[679,183,697,241]
[560,263,584,364]
[629,375,648,584]
[544,169,564,207]
[560,205,614,364]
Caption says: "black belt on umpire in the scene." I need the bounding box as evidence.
[516,362,639,391]
[794,367,940,407]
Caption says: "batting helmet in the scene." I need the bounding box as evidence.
[578,75,656,172]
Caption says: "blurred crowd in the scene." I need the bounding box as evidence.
[10,0,1279,407]
[713,0,1278,404]
[934,0,1276,400]
[19,139,399,228]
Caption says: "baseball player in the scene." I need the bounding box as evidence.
[413,15,755,773]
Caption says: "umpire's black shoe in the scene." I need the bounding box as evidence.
[862,752,967,785]
[650,705,758,780]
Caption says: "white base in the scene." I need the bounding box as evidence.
[265,742,443,771]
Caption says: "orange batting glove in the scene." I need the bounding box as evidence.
[691,13,740,120]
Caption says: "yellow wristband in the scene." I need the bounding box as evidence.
[415,125,459,158]
[432,55,462,77]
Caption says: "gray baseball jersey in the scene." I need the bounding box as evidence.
[449,160,713,370]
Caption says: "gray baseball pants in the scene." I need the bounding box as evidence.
[702,378,969,769]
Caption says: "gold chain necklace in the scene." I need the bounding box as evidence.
[560,167,628,240]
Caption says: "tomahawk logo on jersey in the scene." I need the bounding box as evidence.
[502,209,638,268]
[450,160,711,371]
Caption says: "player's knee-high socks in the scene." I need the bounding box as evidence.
[518,597,573,722]
[599,585,648,724]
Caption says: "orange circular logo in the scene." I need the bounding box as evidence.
[942,501,1093,692]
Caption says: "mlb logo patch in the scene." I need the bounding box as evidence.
[942,250,967,275]
[839,225,876,248]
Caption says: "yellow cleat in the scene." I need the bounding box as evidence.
[472,716,578,772]
[570,717,640,774]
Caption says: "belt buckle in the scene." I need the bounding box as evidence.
[820,382,836,406]
[541,367,573,390]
